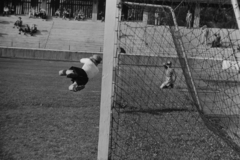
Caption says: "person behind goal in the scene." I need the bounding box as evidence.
[59,55,102,92]
[160,61,177,89]
[13,17,22,28]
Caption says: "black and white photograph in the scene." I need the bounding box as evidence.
[1,0,240,159]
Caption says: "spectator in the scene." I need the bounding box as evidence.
[13,17,23,28]
[29,7,35,18]
[212,33,221,48]
[3,6,9,16]
[62,8,69,20]
[154,9,160,26]
[160,8,168,25]
[59,7,64,17]
[201,25,209,46]
[55,8,61,18]
[74,10,79,20]
[79,10,85,20]
[186,10,192,29]
[38,8,42,17]
[33,7,40,18]
[19,24,30,35]
[39,8,47,20]
[99,11,105,22]
[30,24,37,36]
[74,9,85,21]
[128,9,134,21]
[41,11,47,21]
[10,6,15,15]
[68,8,72,19]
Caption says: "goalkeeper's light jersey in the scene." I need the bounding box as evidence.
[165,68,174,83]
[80,58,99,79]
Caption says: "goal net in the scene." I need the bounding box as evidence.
[100,0,240,159]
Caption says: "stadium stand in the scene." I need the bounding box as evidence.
[0,15,104,52]
[0,16,239,60]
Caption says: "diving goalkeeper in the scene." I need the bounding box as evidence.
[59,54,102,92]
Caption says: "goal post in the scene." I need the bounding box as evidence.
[97,0,120,159]
[231,0,240,73]
[231,0,240,29]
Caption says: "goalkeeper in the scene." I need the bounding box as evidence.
[59,54,102,92]
[160,61,177,89]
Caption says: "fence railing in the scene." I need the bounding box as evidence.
[2,0,93,18]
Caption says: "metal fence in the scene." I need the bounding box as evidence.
[1,0,93,19]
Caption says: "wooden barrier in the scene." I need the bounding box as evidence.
[0,46,102,61]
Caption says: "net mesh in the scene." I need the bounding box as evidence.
[109,0,240,159]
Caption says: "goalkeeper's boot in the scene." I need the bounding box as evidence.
[74,85,85,92]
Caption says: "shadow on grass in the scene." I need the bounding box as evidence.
[41,30,48,33]
[0,21,13,24]
[20,30,45,37]
[46,16,53,21]
[31,30,44,37]
[121,108,191,115]
[0,33,8,37]
[203,79,240,85]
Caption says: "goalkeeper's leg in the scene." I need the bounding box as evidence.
[68,82,85,92]
[160,81,174,89]
[59,70,67,76]
[160,81,168,89]
[59,69,78,78]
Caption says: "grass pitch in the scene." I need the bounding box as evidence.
[0,58,101,160]
[110,64,240,159]
[0,58,240,160]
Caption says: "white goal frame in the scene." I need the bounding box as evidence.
[97,0,120,160]
[231,0,240,73]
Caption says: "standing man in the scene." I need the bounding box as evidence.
[160,61,177,89]
[186,10,192,29]
[201,25,209,46]
[154,9,160,26]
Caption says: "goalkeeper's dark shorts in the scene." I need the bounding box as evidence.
[164,83,174,89]
[68,66,89,85]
